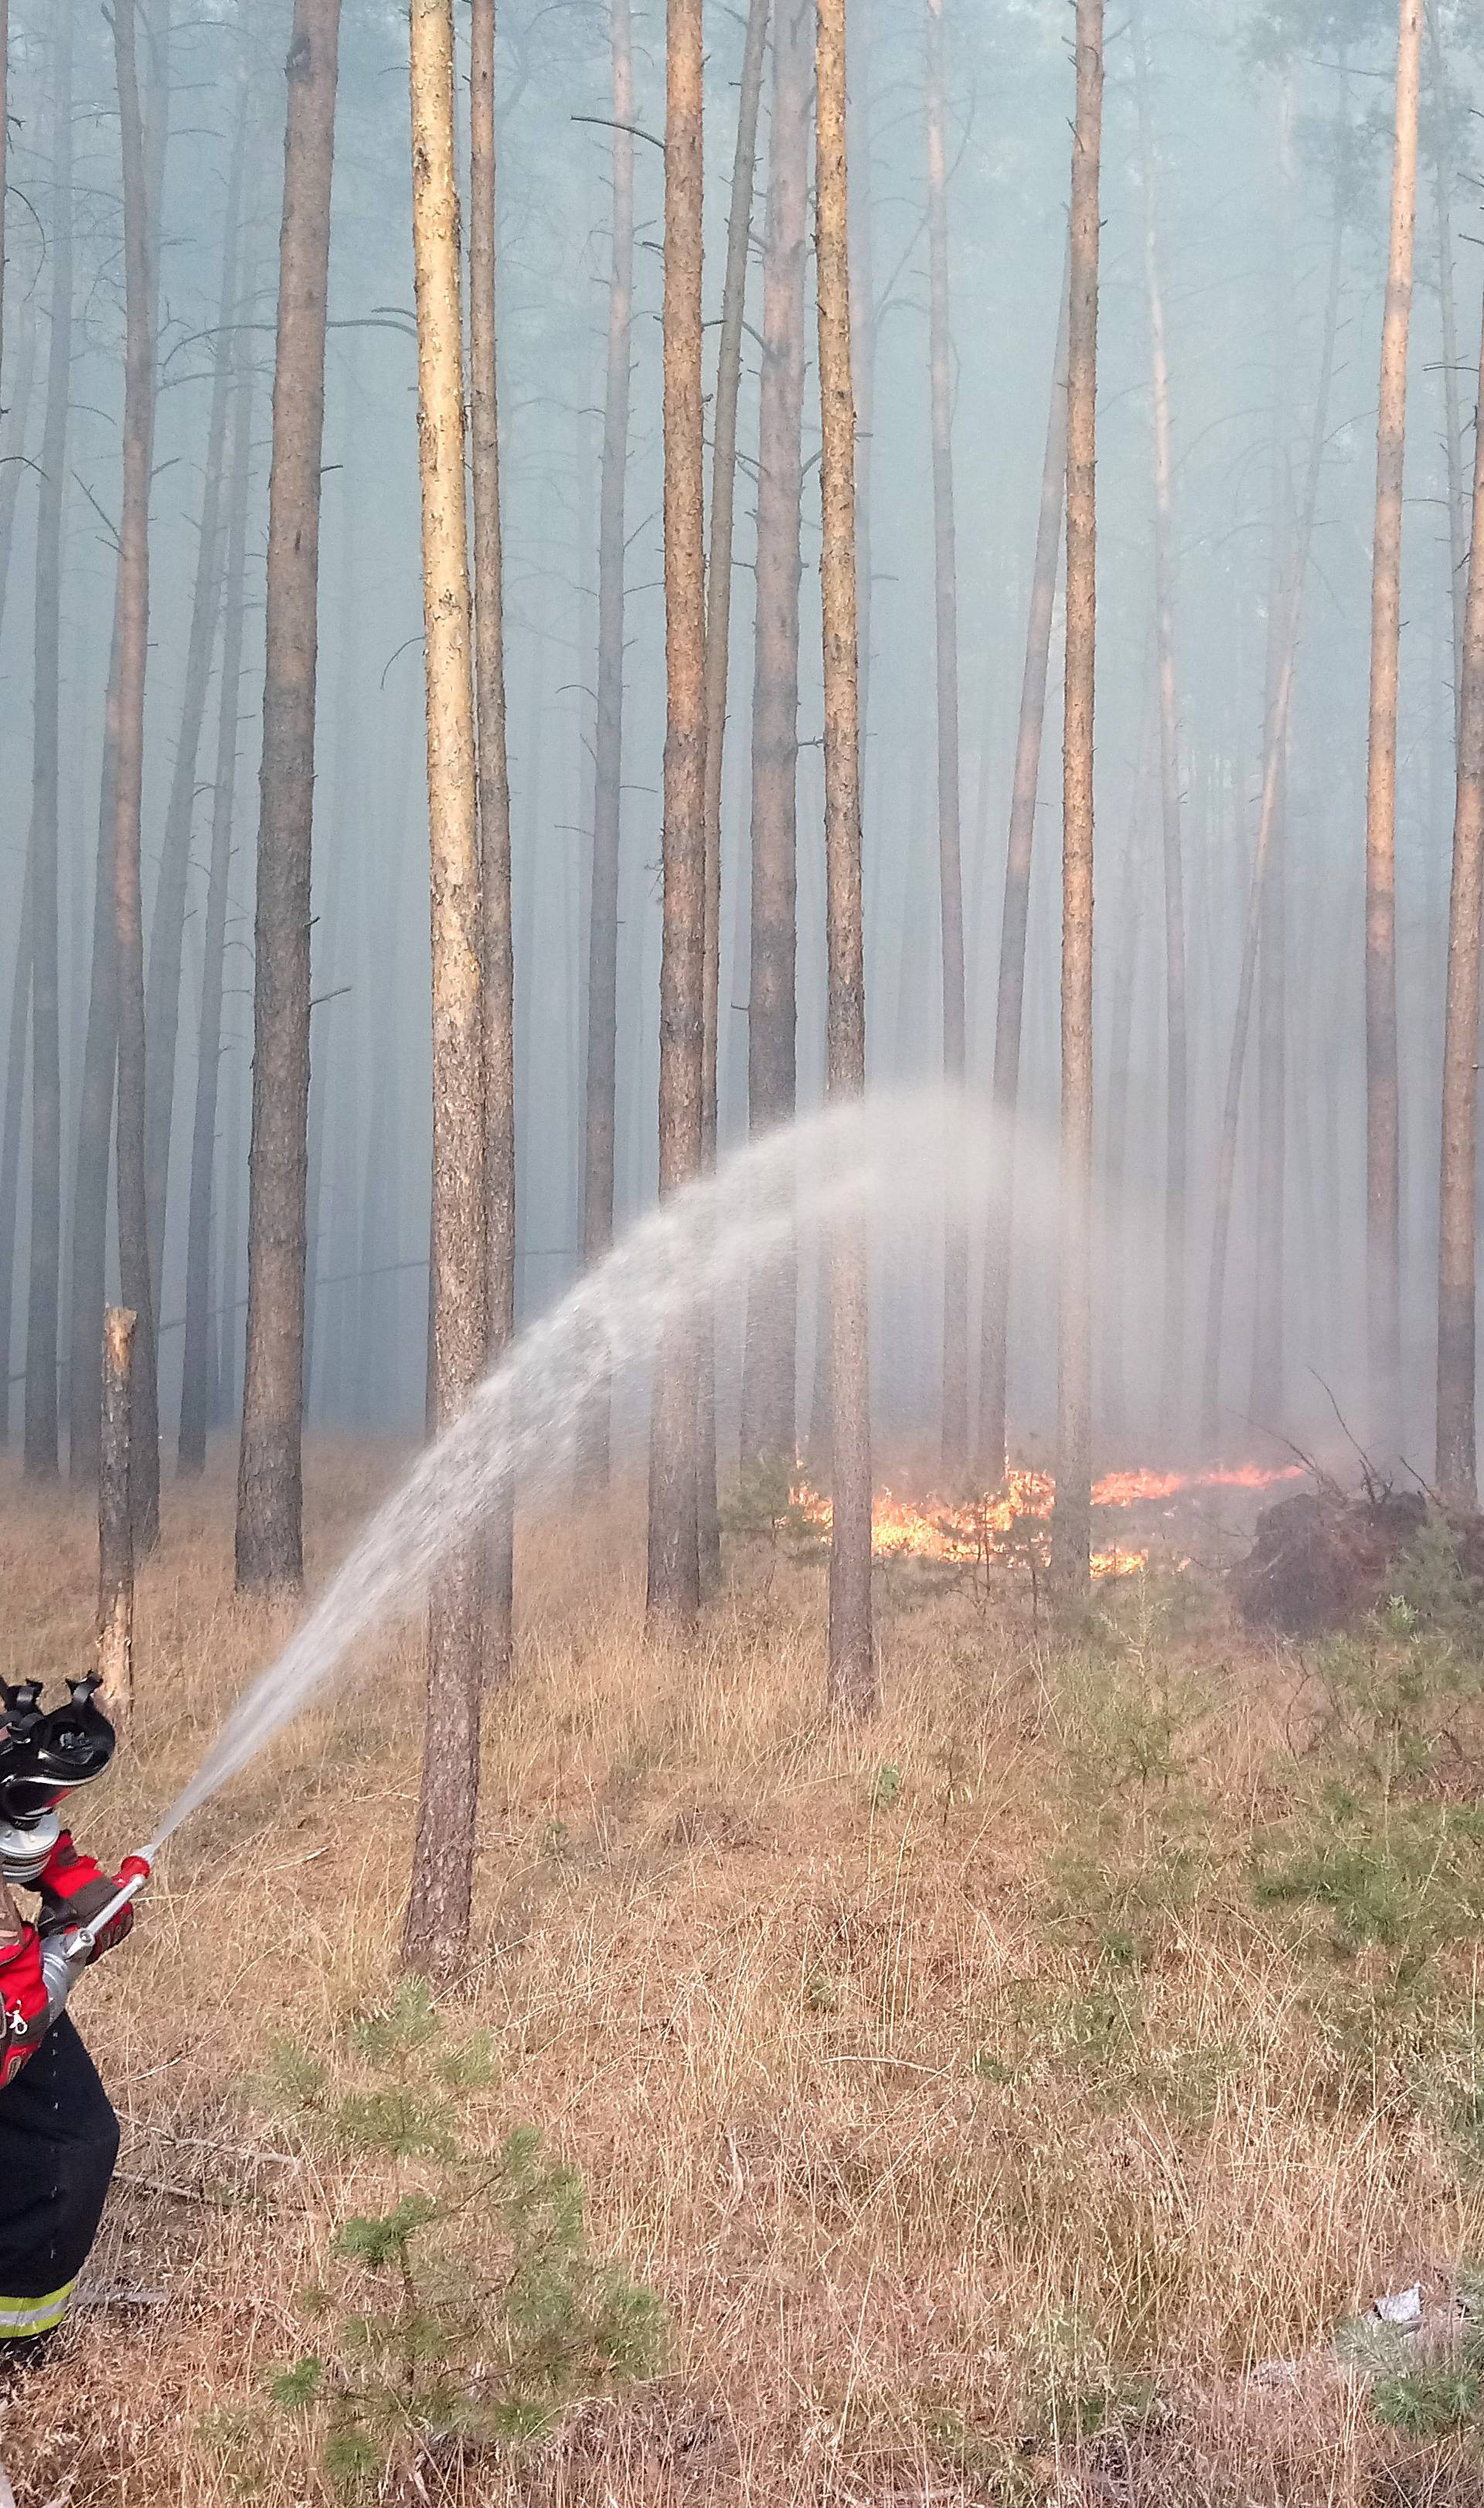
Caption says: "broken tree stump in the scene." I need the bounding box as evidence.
[98,1306,137,1720]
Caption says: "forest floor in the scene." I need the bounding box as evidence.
[4,1447,1484,2504]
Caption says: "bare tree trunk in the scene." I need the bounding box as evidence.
[0,866,31,1450]
[69,0,170,1490]
[1426,6,1465,714]
[1366,0,1422,1464]
[741,0,810,1471]
[979,252,1068,1473]
[1101,714,1152,1451]
[143,67,250,1293]
[471,0,515,1685]
[1252,107,1295,1440]
[812,0,876,1474]
[237,0,342,1591]
[1435,268,1484,1504]
[180,305,257,1472]
[1201,154,1345,1450]
[1131,0,1186,1450]
[923,0,967,1468]
[22,0,72,1481]
[816,0,873,1712]
[111,0,160,1550]
[698,0,770,1595]
[97,1308,135,1722]
[1050,0,1102,1607]
[0,0,8,380]
[403,0,488,1982]
[67,622,122,1488]
[0,299,36,655]
[577,0,634,1487]
[646,0,706,1627]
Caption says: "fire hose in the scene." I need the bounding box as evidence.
[0,1675,153,2026]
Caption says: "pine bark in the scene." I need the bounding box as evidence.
[1050,0,1102,1606]
[403,0,488,1981]
[577,0,635,1485]
[924,0,967,1468]
[97,1309,135,1722]
[22,0,73,1481]
[741,0,811,1471]
[979,251,1069,1473]
[69,0,170,1488]
[143,70,250,1294]
[67,615,123,1487]
[111,0,161,1549]
[0,863,31,1451]
[1435,270,1484,1504]
[471,0,516,1685]
[816,0,873,1712]
[1426,7,1465,714]
[1365,0,1422,1464]
[1131,0,1186,1450]
[646,0,706,1627]
[236,0,342,1590]
[698,0,771,1593]
[179,302,257,1470]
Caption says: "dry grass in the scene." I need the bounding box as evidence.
[2,1447,1484,2504]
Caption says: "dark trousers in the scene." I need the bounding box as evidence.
[0,2016,119,2350]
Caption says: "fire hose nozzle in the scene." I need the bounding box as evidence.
[40,1849,155,2024]
[60,1849,155,1971]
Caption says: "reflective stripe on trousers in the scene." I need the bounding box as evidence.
[0,2278,75,2339]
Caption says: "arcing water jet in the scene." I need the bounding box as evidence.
[143,1085,997,1861]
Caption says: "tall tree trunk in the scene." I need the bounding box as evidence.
[698,0,770,1592]
[1101,710,1152,1451]
[1200,150,1346,1450]
[1426,7,1465,715]
[1050,0,1102,1606]
[1435,271,1484,1504]
[143,68,250,1294]
[645,0,706,1627]
[111,0,160,1549]
[811,0,876,1474]
[0,864,31,1450]
[69,0,171,1488]
[1131,0,1186,1450]
[403,0,488,1981]
[180,303,257,1471]
[22,0,73,1481]
[849,0,876,768]
[236,0,342,1590]
[924,0,967,1468]
[471,0,515,1685]
[0,298,37,656]
[577,0,634,1486]
[1252,100,1295,1440]
[979,250,1069,1474]
[68,621,123,1488]
[816,0,873,1712]
[0,0,8,382]
[741,0,810,1471]
[1365,0,1422,1464]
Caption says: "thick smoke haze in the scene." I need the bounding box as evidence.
[0,0,1476,1479]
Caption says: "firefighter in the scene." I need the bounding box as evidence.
[0,1833,134,2365]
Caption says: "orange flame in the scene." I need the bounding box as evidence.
[791,1461,1304,1582]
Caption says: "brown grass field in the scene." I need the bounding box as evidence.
[3,1447,1484,2505]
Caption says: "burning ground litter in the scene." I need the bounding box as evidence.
[788,1460,1308,1584]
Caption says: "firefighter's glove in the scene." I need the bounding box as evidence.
[0,1929,47,2084]
[36,1834,134,1961]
